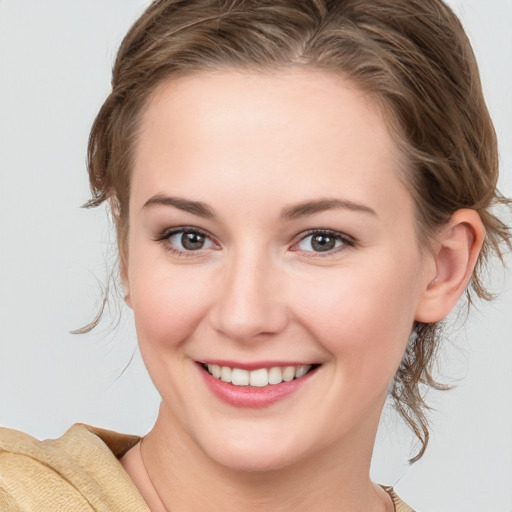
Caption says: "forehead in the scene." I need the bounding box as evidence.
[131,69,411,221]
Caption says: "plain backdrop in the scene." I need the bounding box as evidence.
[0,1,511,511]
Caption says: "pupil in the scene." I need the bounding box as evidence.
[311,234,335,252]
[181,232,204,250]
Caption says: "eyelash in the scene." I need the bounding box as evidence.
[154,226,218,257]
[290,229,355,256]
[154,227,355,257]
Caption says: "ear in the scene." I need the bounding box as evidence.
[120,258,132,310]
[118,246,132,310]
[109,196,133,309]
[415,209,485,323]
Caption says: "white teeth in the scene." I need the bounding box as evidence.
[268,367,283,385]
[231,368,249,386]
[282,366,295,382]
[211,364,221,379]
[205,363,314,387]
[249,368,269,387]
[220,366,232,382]
[295,365,311,378]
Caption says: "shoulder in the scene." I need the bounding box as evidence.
[0,424,149,511]
[382,485,416,512]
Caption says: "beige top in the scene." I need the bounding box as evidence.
[0,424,414,511]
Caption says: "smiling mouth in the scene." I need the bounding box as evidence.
[200,363,319,387]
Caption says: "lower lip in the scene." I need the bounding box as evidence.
[198,364,318,408]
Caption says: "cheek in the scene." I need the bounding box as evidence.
[128,257,213,353]
[291,260,419,375]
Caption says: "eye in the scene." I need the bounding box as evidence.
[293,230,353,254]
[156,227,216,254]
[169,231,213,251]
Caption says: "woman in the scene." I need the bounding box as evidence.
[0,1,510,510]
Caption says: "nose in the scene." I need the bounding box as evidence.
[210,249,289,343]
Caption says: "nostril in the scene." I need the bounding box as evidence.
[208,265,289,342]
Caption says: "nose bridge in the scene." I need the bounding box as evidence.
[212,242,287,342]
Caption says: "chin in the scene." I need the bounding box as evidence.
[207,444,300,473]
[194,424,310,473]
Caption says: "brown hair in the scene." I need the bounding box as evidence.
[86,0,511,461]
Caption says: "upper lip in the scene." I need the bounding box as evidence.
[197,360,319,371]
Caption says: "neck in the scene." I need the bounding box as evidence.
[127,402,392,512]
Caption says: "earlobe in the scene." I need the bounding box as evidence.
[415,209,485,323]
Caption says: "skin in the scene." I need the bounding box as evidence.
[119,69,484,511]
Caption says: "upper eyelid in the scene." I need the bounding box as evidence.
[155,225,215,241]
[290,229,355,256]
[155,226,220,257]
[293,228,355,244]
[154,226,354,249]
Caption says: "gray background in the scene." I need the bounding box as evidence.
[0,1,511,510]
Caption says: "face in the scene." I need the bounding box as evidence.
[125,70,432,472]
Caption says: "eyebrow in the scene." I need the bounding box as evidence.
[143,194,215,218]
[143,194,377,219]
[281,198,377,219]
